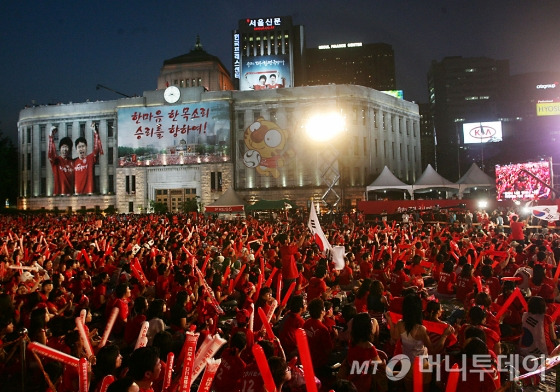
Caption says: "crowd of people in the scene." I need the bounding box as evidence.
[0,207,559,392]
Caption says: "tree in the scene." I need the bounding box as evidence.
[0,130,18,207]
[149,200,168,214]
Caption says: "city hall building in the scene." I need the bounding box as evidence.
[17,32,421,213]
[17,84,421,213]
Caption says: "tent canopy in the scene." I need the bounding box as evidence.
[456,163,495,195]
[413,164,459,191]
[245,199,297,211]
[366,166,413,196]
[204,188,245,213]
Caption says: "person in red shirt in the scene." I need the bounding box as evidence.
[359,253,373,280]
[278,233,305,296]
[124,296,148,348]
[303,298,334,375]
[344,312,384,392]
[436,260,456,297]
[278,294,306,360]
[240,340,276,392]
[212,332,247,392]
[455,263,476,304]
[306,264,330,301]
[509,215,526,245]
[388,260,409,296]
[457,306,501,355]
[73,122,103,195]
[48,126,74,196]
[127,346,162,392]
[105,282,131,337]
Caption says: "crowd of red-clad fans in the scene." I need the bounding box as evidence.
[0,208,560,392]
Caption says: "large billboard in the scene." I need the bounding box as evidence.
[240,55,292,91]
[462,121,502,144]
[117,102,230,167]
[495,160,552,201]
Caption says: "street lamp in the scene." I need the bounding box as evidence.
[305,112,346,211]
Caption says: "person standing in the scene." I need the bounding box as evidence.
[74,122,103,195]
[48,126,74,195]
[509,215,526,245]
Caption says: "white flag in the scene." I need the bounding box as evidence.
[531,205,560,222]
[332,246,346,270]
[308,202,332,256]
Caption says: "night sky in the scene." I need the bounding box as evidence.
[1,1,559,143]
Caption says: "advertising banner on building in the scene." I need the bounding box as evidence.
[117,102,230,167]
[462,121,503,144]
[240,55,292,91]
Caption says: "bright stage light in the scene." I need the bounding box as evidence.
[477,199,488,209]
[305,112,345,141]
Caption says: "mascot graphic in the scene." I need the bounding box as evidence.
[243,117,294,178]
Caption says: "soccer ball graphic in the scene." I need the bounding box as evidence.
[243,150,261,168]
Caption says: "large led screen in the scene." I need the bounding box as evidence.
[117,102,230,167]
[462,121,502,144]
[495,160,552,201]
[239,55,292,91]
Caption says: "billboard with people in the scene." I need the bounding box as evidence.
[495,160,552,201]
[48,123,103,195]
[240,55,292,91]
[117,102,231,167]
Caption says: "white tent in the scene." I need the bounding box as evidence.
[366,166,413,198]
[412,164,460,192]
[456,163,495,197]
[204,187,245,214]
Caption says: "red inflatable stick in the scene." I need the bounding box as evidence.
[28,341,80,367]
[258,307,275,340]
[264,267,278,288]
[99,307,119,349]
[281,281,297,308]
[445,363,460,392]
[79,357,88,392]
[162,352,174,392]
[252,344,277,392]
[99,375,115,392]
[196,358,221,392]
[495,287,527,319]
[178,331,199,392]
[295,328,318,392]
[413,356,422,392]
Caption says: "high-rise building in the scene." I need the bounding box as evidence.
[419,103,435,170]
[428,56,509,180]
[232,16,306,90]
[306,42,396,91]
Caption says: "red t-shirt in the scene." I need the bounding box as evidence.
[346,344,379,392]
[306,277,327,301]
[455,276,475,303]
[280,244,299,280]
[437,272,456,295]
[240,362,265,392]
[303,318,333,369]
[388,270,408,296]
[278,312,305,357]
[212,348,246,392]
[73,132,101,194]
[48,135,74,195]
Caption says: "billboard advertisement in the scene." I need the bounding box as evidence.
[536,102,560,116]
[462,121,502,144]
[240,55,292,91]
[495,160,552,201]
[48,123,103,195]
[117,102,230,167]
